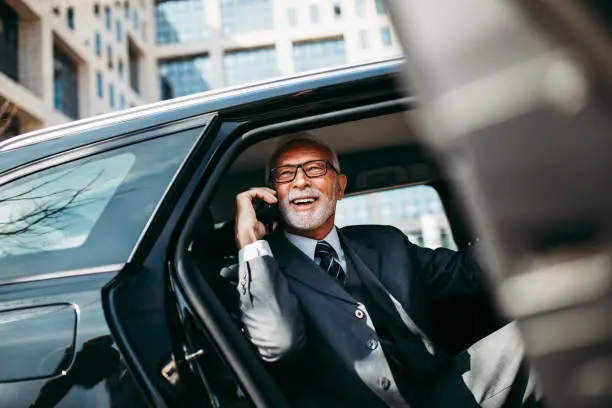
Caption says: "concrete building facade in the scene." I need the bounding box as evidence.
[0,0,401,140]
[0,0,157,140]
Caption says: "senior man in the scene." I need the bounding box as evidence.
[234,134,541,408]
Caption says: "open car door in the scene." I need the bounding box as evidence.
[388,1,612,407]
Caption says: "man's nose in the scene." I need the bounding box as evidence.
[293,167,310,188]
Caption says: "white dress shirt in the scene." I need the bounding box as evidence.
[238,227,347,271]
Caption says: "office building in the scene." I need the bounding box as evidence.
[0,0,400,139]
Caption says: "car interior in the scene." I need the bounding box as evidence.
[175,106,508,405]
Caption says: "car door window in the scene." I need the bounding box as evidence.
[335,184,456,249]
[0,127,202,281]
[0,153,135,257]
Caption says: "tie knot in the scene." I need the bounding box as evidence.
[315,240,338,259]
[315,240,346,284]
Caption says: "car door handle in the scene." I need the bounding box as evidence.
[185,349,205,362]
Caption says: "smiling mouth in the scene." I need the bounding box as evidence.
[290,197,319,207]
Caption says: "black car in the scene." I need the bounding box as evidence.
[0,58,502,408]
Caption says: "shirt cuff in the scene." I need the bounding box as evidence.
[238,240,273,264]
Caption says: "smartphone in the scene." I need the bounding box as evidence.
[254,199,279,228]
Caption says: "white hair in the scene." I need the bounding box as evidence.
[265,133,341,183]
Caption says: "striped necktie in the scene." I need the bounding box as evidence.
[315,240,346,284]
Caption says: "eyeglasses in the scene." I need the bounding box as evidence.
[270,159,340,184]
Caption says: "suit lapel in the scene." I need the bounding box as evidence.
[267,229,357,305]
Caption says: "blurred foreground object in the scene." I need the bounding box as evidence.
[387,1,612,407]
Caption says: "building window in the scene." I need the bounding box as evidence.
[380,26,391,46]
[287,7,297,27]
[333,1,342,19]
[158,54,212,100]
[0,1,19,82]
[359,29,369,49]
[223,46,278,87]
[124,1,129,18]
[109,84,115,108]
[67,7,75,30]
[336,185,456,250]
[355,0,365,16]
[105,7,112,30]
[375,0,386,14]
[119,94,125,109]
[128,40,141,94]
[310,4,320,23]
[293,38,346,73]
[118,59,124,79]
[53,47,79,119]
[155,0,206,45]
[95,32,102,56]
[107,45,113,69]
[132,10,139,30]
[221,0,273,34]
[116,20,122,42]
[97,72,103,98]
[94,3,100,16]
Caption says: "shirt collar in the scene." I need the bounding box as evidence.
[284,227,342,261]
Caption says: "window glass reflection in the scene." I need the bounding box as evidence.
[221,0,273,34]
[293,38,346,73]
[53,47,79,119]
[223,47,278,87]
[155,0,207,45]
[158,55,212,100]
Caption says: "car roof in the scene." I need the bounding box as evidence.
[0,57,405,175]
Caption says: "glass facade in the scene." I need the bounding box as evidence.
[310,4,320,23]
[221,0,273,34]
[67,7,75,30]
[359,29,369,49]
[355,0,365,17]
[333,1,342,19]
[132,10,139,31]
[97,72,103,98]
[293,38,346,73]
[158,55,212,100]
[129,42,140,93]
[95,32,101,56]
[0,1,19,82]
[287,7,297,27]
[105,7,111,30]
[107,45,113,69]
[116,20,122,42]
[156,0,206,45]
[223,47,278,87]
[380,26,391,46]
[336,185,455,250]
[53,47,79,119]
[109,84,115,108]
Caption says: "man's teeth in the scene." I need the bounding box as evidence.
[293,198,316,204]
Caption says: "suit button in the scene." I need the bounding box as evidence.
[366,339,378,350]
[355,309,365,319]
[379,377,391,390]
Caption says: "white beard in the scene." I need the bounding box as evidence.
[279,187,337,231]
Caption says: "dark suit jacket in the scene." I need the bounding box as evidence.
[238,225,488,407]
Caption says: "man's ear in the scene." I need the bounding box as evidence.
[336,174,348,200]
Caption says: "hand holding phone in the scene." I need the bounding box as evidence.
[235,187,278,249]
